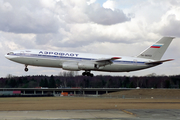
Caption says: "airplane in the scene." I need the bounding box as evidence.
[5,37,174,77]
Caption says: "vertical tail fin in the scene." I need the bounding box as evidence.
[137,37,175,60]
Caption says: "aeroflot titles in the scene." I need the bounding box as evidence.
[39,51,79,57]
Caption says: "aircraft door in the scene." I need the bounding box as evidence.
[133,59,137,65]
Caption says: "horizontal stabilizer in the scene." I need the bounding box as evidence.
[146,59,174,65]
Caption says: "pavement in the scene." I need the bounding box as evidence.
[0,110,135,120]
[0,109,180,120]
[128,109,180,120]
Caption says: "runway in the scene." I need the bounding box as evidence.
[0,110,134,120]
[0,109,180,120]
[128,109,180,120]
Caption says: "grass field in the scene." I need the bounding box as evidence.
[103,89,180,99]
[0,97,180,111]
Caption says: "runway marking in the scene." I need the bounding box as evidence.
[122,109,137,116]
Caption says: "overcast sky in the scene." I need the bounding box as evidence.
[1,0,180,77]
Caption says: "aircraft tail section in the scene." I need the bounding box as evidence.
[137,37,175,60]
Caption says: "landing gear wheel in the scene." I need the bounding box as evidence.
[82,71,94,77]
[24,65,28,72]
[82,72,86,76]
[89,73,94,77]
[24,68,28,72]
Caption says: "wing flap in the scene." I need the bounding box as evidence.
[96,57,121,62]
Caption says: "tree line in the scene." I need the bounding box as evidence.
[0,72,180,88]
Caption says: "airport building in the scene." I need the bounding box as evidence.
[0,88,132,96]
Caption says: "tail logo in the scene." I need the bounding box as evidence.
[150,44,163,48]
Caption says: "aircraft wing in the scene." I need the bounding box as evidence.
[146,59,174,65]
[96,57,121,62]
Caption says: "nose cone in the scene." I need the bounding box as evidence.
[5,52,16,60]
[5,54,10,59]
[5,55,13,60]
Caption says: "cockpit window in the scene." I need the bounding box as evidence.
[7,52,14,55]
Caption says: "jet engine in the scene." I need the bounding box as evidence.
[78,63,98,70]
[62,63,80,71]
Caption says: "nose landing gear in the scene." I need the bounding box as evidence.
[82,71,94,77]
[24,65,28,72]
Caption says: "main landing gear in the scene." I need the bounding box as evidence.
[24,65,28,72]
[82,71,94,77]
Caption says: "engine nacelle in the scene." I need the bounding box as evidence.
[78,63,98,70]
[62,63,80,71]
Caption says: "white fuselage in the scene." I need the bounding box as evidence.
[5,49,157,72]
